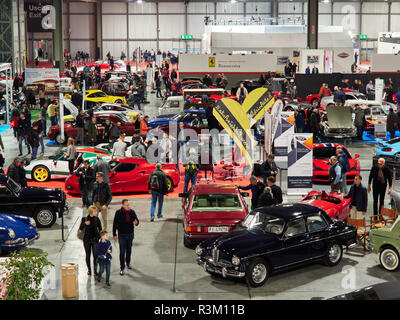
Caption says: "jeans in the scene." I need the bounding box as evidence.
[156,87,162,98]
[134,98,141,111]
[183,173,197,193]
[340,172,348,193]
[150,190,164,218]
[356,125,363,140]
[83,239,98,274]
[39,136,44,153]
[389,128,396,140]
[81,186,92,207]
[12,127,17,138]
[76,127,84,145]
[118,233,134,270]
[18,135,31,154]
[31,147,38,159]
[41,119,47,137]
[373,182,387,217]
[98,259,111,284]
[68,159,75,174]
[50,116,57,126]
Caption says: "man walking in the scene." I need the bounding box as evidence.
[336,147,350,193]
[237,176,265,210]
[76,160,94,208]
[148,163,169,222]
[387,108,398,140]
[344,175,368,220]
[113,199,139,275]
[112,134,127,159]
[329,156,342,193]
[368,158,392,220]
[76,109,85,145]
[17,112,31,156]
[32,115,45,156]
[93,155,111,183]
[92,172,112,231]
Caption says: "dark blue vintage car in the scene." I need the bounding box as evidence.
[0,173,68,228]
[0,213,39,254]
[195,203,357,287]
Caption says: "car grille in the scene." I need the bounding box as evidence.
[329,128,353,133]
[212,247,219,263]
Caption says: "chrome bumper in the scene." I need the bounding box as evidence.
[196,258,245,278]
[2,232,40,247]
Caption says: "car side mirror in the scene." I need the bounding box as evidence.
[179,192,189,198]
[354,154,360,159]
[240,192,250,197]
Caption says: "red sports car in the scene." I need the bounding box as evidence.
[300,190,351,221]
[179,184,249,247]
[312,143,360,184]
[306,89,356,105]
[48,113,136,143]
[65,157,180,194]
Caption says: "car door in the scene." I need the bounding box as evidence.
[276,217,309,268]
[52,152,70,178]
[0,186,18,214]
[108,161,139,193]
[305,213,330,258]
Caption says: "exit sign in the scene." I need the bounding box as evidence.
[360,35,367,40]
[181,35,193,40]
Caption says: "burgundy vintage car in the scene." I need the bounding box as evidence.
[65,157,180,194]
[48,113,136,143]
[179,184,250,248]
[300,190,351,221]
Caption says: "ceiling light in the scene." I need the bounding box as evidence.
[137,0,143,3]
[230,0,237,3]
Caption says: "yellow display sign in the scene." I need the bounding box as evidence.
[242,87,275,123]
[208,57,216,68]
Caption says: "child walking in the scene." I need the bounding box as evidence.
[96,230,112,287]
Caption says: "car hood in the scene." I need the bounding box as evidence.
[0,213,37,237]
[204,228,281,257]
[20,187,63,201]
[326,106,354,128]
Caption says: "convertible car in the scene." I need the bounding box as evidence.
[65,157,180,195]
[179,184,250,248]
[300,190,351,220]
[0,213,39,254]
[195,203,357,287]
[313,143,360,184]
[20,147,111,182]
[0,174,68,228]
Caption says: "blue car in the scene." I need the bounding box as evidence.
[374,137,400,158]
[147,110,206,128]
[0,213,39,254]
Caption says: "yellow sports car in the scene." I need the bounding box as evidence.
[65,89,126,105]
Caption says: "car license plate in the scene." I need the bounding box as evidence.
[208,226,229,233]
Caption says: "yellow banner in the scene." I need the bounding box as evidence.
[242,87,275,123]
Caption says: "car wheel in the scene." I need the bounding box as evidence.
[379,247,400,271]
[34,206,57,228]
[246,258,269,287]
[183,237,195,249]
[32,165,51,182]
[167,177,174,192]
[56,134,66,144]
[323,243,343,266]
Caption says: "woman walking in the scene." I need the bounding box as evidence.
[65,137,77,174]
[79,205,102,276]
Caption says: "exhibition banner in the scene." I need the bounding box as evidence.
[24,68,60,98]
[213,98,255,167]
[25,1,56,33]
[273,112,295,162]
[287,133,313,195]
[264,111,272,156]
[242,87,275,125]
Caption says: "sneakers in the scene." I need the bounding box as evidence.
[18,153,22,156]
[150,217,154,222]
[120,269,125,276]
[127,264,132,270]
[105,282,111,288]
[87,271,91,276]
[157,215,163,219]
[96,276,101,283]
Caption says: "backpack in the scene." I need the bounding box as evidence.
[149,173,160,190]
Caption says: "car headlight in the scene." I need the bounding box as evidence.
[29,218,36,227]
[232,255,240,266]
[8,229,15,239]
[195,245,203,256]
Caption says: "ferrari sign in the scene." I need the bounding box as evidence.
[208,57,216,68]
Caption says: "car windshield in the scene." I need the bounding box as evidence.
[115,114,131,123]
[313,146,350,159]
[48,148,66,160]
[6,177,22,194]
[242,212,285,234]
[191,194,243,211]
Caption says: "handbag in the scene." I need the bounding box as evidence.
[77,217,86,240]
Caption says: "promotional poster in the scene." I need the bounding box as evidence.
[24,68,60,98]
[273,112,295,162]
[287,133,313,195]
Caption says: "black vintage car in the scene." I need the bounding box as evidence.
[195,203,357,287]
[0,173,68,228]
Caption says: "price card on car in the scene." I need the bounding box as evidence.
[208,226,229,233]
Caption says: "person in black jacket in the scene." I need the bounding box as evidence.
[112,199,139,275]
[71,90,82,108]
[237,176,265,210]
[79,205,102,276]
[75,109,85,145]
[266,176,283,204]
[148,163,169,221]
[92,171,113,231]
[76,160,94,208]
[344,175,368,220]
[7,157,27,187]
[368,158,392,219]
[257,186,276,208]
[262,154,278,184]
[27,124,40,160]
[17,112,31,156]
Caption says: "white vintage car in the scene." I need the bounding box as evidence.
[21,146,112,182]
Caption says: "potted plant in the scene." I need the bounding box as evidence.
[0,250,53,300]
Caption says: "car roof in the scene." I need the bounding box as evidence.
[256,203,321,220]
[192,184,240,194]
[183,109,206,114]
[86,90,103,94]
